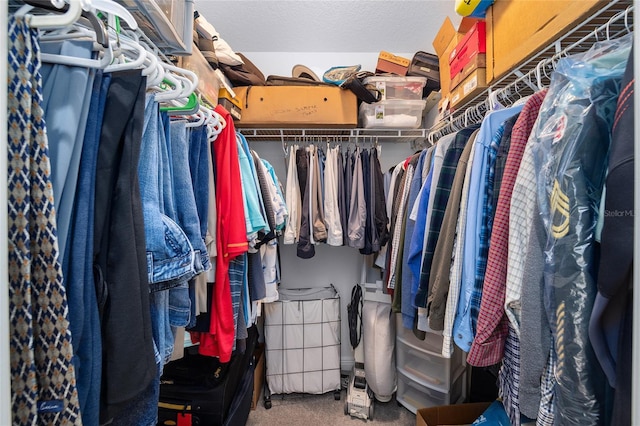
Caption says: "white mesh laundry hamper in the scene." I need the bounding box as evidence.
[262,285,341,406]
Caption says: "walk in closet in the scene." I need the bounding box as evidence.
[2,1,640,425]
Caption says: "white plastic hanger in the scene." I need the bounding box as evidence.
[104,31,147,72]
[16,0,83,29]
[142,49,165,87]
[82,0,138,31]
[39,28,113,68]
[162,62,199,98]
[153,72,183,102]
[18,0,128,69]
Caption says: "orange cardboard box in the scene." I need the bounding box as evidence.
[486,0,602,83]
[233,85,358,128]
[416,402,492,426]
[432,16,483,112]
[376,51,411,76]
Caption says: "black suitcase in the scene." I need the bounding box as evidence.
[157,327,257,426]
[223,360,255,426]
[407,51,441,96]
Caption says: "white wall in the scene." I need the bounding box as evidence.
[249,140,414,370]
[237,51,416,81]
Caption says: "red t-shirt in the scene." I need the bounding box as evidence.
[191,105,248,362]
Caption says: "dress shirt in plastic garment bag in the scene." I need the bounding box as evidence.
[531,34,631,426]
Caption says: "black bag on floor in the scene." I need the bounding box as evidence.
[223,361,255,426]
[157,326,257,426]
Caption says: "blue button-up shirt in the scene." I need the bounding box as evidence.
[453,105,524,352]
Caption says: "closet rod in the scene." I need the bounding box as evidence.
[1,3,10,424]
[238,127,429,145]
[427,0,633,144]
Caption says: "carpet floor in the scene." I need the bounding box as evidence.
[247,389,415,426]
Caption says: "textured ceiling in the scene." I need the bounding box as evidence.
[194,0,458,54]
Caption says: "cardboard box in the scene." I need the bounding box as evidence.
[449,68,487,109]
[432,17,483,111]
[416,402,491,426]
[450,54,486,92]
[376,51,411,76]
[449,21,486,79]
[233,86,358,128]
[486,0,602,83]
[218,88,242,121]
[251,344,265,410]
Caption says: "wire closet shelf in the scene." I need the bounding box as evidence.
[427,0,634,144]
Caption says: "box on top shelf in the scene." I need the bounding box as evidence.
[232,85,358,128]
[448,21,486,80]
[449,68,488,109]
[359,99,427,129]
[376,51,411,76]
[363,76,427,101]
[407,51,441,96]
[432,16,484,111]
[218,88,242,121]
[450,53,486,92]
[486,0,603,83]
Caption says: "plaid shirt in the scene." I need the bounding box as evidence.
[388,163,413,290]
[469,124,504,333]
[416,125,479,308]
[492,114,519,211]
[467,91,547,366]
[499,325,521,426]
[454,106,523,352]
[506,140,545,333]
[537,349,556,426]
[442,140,477,358]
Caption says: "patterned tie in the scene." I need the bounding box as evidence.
[7,16,82,425]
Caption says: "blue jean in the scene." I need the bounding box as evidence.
[138,95,195,290]
[149,284,190,370]
[60,71,110,426]
[169,120,210,273]
[188,126,209,239]
[39,39,95,264]
[108,361,161,426]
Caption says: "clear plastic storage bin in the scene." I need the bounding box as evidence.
[395,314,444,354]
[396,340,464,392]
[359,99,427,129]
[363,76,427,101]
[396,369,465,414]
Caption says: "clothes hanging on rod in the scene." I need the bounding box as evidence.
[380,29,633,426]
[281,142,389,259]
[6,2,290,424]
